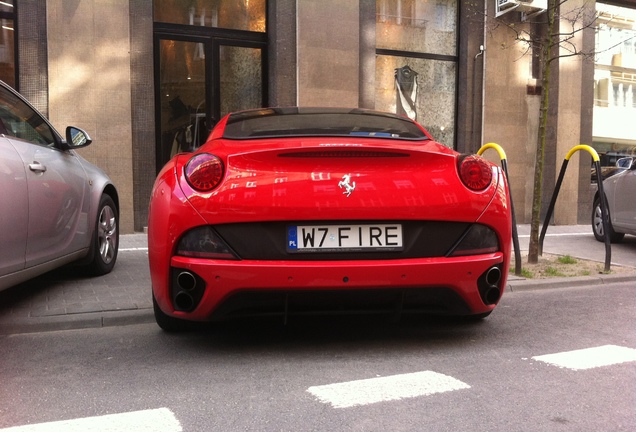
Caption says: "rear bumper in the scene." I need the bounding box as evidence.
[153,253,508,321]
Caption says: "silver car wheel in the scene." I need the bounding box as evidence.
[593,202,604,238]
[98,204,118,264]
[592,196,624,243]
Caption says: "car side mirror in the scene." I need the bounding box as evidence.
[616,157,633,170]
[64,126,93,149]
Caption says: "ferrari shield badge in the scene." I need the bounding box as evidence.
[338,174,356,197]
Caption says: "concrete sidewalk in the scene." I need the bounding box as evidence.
[506,224,636,290]
[0,234,154,335]
[0,226,634,335]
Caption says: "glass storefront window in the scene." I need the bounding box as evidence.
[0,0,15,87]
[0,0,13,13]
[156,41,265,170]
[158,40,207,165]
[219,46,263,116]
[593,3,636,163]
[153,0,266,33]
[376,0,456,56]
[0,18,14,87]
[376,55,456,148]
[375,0,457,148]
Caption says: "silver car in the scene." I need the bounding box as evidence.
[0,81,119,291]
[593,157,636,242]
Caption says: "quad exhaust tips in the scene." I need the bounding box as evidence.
[479,265,502,305]
[169,265,504,313]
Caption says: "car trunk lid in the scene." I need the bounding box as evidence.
[181,140,499,224]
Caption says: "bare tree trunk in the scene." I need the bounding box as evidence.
[528,0,557,264]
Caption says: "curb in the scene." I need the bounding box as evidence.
[507,272,636,292]
[0,308,155,336]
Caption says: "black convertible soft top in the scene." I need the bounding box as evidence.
[222,107,429,141]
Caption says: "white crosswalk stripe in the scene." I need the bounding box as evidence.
[307,371,470,408]
[0,408,182,432]
[531,345,636,370]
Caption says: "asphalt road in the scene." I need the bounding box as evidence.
[1,281,634,431]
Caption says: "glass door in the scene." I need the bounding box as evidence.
[218,44,263,116]
[157,38,208,170]
[155,37,266,171]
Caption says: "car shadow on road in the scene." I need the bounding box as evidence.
[156,313,496,354]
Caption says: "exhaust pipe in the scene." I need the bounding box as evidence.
[485,266,501,286]
[479,266,502,305]
[171,269,206,312]
[175,291,195,311]
[483,286,501,305]
[177,271,197,291]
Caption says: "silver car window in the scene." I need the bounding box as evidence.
[0,86,56,146]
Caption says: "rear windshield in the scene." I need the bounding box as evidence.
[222,108,428,140]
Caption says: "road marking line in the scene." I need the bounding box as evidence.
[119,247,148,252]
[307,371,470,408]
[0,408,181,432]
[517,233,589,238]
[532,345,636,370]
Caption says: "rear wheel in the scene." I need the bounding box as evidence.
[458,311,492,322]
[592,197,624,243]
[86,194,119,275]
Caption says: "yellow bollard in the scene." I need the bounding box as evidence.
[477,143,521,276]
[540,145,610,272]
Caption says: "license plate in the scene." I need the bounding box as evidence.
[287,224,403,252]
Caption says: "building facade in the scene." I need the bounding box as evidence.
[2,0,635,233]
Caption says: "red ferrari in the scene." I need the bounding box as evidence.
[148,108,512,331]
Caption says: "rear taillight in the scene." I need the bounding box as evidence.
[459,155,493,190]
[185,153,224,191]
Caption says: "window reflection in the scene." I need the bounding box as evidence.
[219,46,263,116]
[375,0,457,149]
[159,40,207,165]
[0,13,15,87]
[0,0,13,14]
[153,0,266,32]
[376,0,457,56]
[376,56,456,149]
[593,3,636,163]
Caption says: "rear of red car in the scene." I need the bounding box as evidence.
[148,108,512,330]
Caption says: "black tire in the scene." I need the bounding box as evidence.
[592,196,624,243]
[458,311,492,322]
[86,194,119,275]
[153,295,196,332]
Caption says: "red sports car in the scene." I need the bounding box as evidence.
[148,108,512,331]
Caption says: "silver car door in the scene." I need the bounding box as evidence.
[0,85,90,268]
[0,137,28,276]
[8,137,90,268]
[612,168,636,230]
